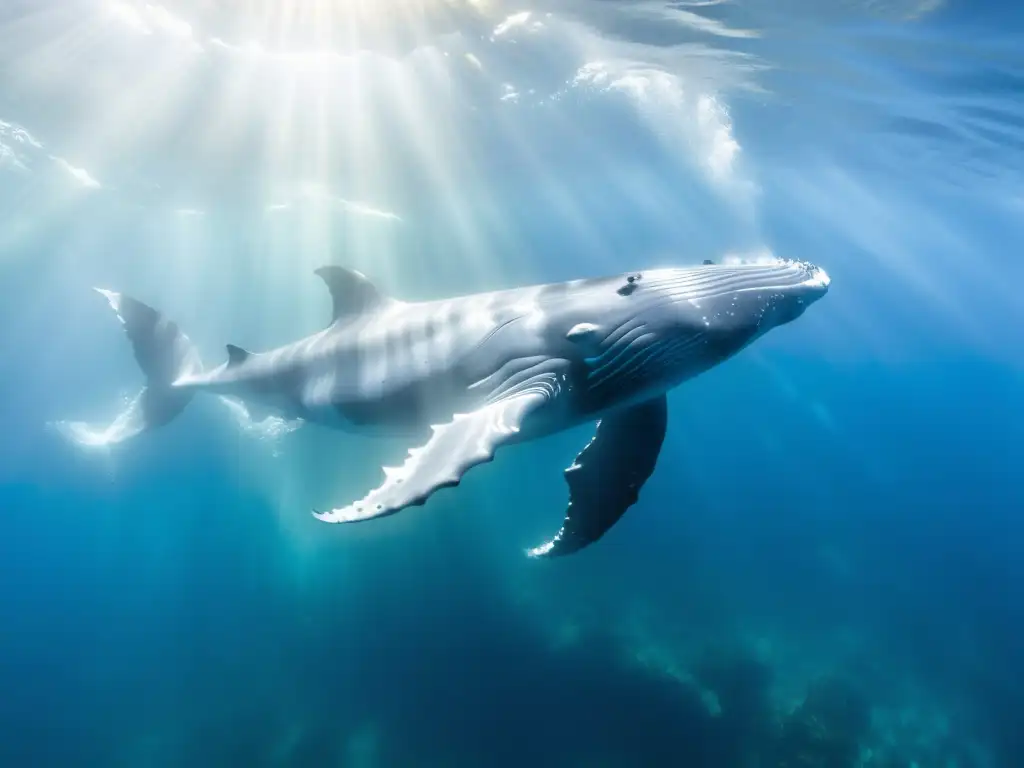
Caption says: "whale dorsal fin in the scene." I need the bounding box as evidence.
[314,266,388,323]
[226,344,251,367]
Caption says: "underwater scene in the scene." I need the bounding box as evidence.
[2,0,1023,766]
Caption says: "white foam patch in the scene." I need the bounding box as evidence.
[625,2,759,38]
[335,198,403,222]
[49,391,147,450]
[49,155,102,189]
[0,120,44,173]
[492,11,544,39]
[294,183,403,223]
[47,391,148,484]
[721,247,782,265]
[217,397,303,457]
[571,60,754,204]
[51,389,302,461]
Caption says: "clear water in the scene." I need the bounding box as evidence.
[2,1,1022,766]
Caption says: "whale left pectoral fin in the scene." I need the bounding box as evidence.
[527,394,668,558]
[312,390,549,524]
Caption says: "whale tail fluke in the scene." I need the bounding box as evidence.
[54,290,204,449]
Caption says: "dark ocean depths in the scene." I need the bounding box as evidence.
[1,0,1023,766]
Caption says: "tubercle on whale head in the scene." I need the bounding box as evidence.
[603,257,829,370]
[637,257,831,327]
[694,259,827,372]
[557,257,830,390]
[618,255,828,297]
[555,258,825,404]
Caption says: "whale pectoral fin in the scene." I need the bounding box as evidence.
[312,390,548,524]
[527,394,668,558]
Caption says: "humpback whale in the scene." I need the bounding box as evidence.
[75,259,829,557]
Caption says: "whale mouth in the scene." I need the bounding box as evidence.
[798,262,831,292]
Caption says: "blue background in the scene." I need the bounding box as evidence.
[1,1,1022,765]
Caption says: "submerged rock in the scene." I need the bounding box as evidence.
[775,676,871,768]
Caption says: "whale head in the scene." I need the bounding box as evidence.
[566,258,830,407]
[650,258,832,341]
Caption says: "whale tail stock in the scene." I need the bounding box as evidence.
[55,289,204,448]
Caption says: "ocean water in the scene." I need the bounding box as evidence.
[2,1,1023,766]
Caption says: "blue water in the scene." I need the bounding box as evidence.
[2,1,1023,766]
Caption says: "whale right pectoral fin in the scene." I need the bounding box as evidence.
[312,389,550,524]
[528,394,668,558]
